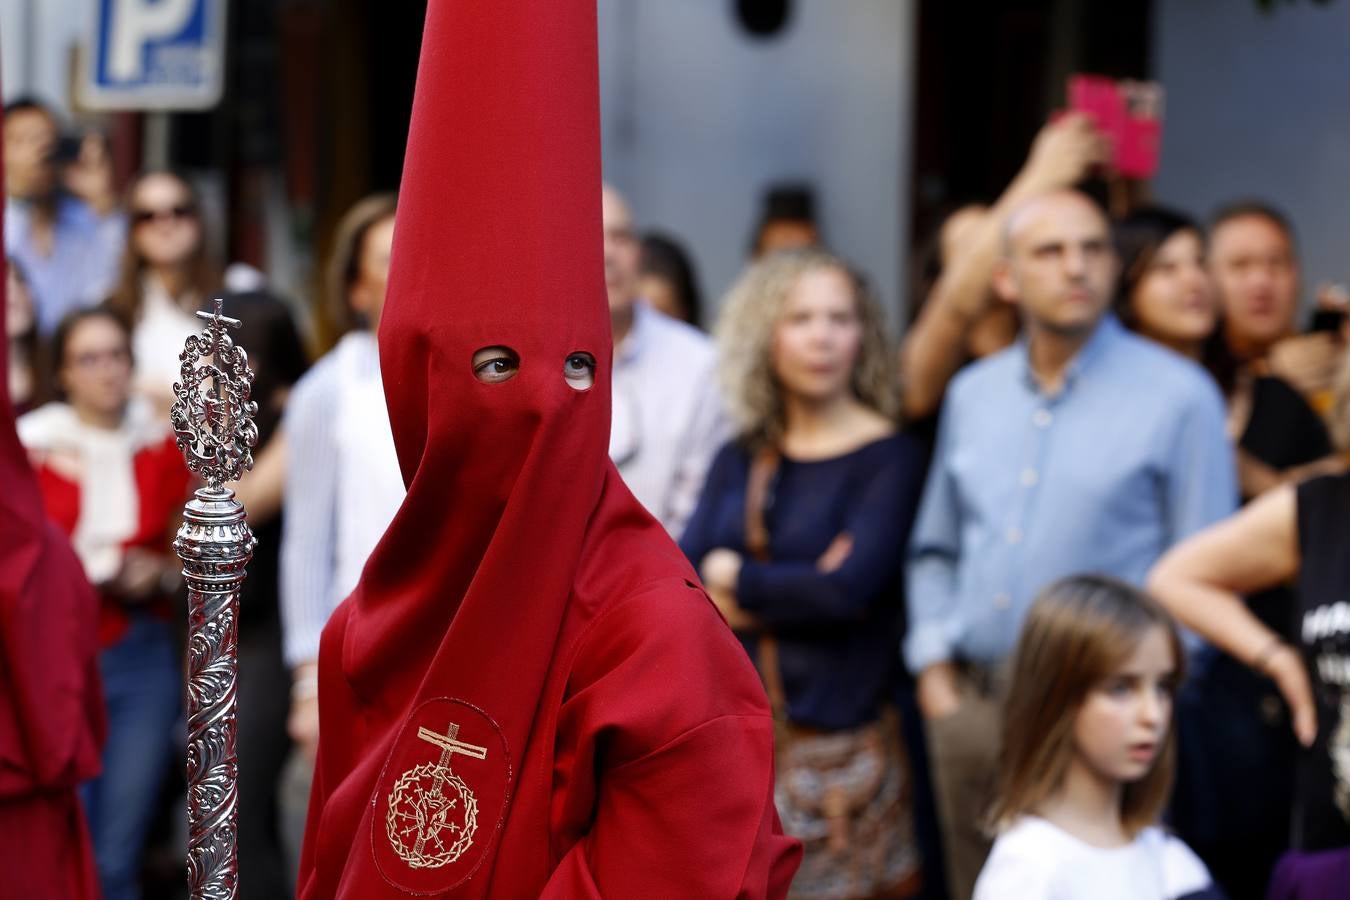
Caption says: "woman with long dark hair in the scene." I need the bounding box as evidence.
[277,193,404,872]
[1114,206,1336,498]
[105,167,307,897]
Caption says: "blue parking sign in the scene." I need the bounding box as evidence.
[83,0,226,110]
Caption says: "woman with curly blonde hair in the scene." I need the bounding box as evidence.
[715,248,899,448]
[682,249,928,898]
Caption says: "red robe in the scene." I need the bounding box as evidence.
[0,170,106,900]
[297,1,801,896]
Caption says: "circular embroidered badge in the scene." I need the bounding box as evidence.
[371,698,511,894]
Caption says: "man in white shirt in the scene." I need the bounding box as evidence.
[602,185,728,538]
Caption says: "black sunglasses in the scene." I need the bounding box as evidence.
[132,204,197,226]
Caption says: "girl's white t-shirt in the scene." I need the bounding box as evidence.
[973,816,1221,900]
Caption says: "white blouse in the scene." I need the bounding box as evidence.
[132,276,201,409]
[974,816,1218,900]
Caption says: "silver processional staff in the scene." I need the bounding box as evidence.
[170,297,259,900]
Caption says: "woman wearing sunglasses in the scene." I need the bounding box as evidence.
[104,171,221,414]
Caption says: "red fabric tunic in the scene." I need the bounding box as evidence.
[297,2,801,897]
[0,198,105,900]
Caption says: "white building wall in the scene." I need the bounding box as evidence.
[597,0,916,326]
[0,0,88,113]
[1154,0,1350,308]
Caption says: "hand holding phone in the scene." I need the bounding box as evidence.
[1025,112,1111,191]
[1061,74,1165,179]
[1311,282,1350,333]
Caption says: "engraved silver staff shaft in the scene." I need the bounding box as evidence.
[170,297,259,900]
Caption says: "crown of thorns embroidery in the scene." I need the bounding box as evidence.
[385,722,489,869]
[386,763,480,868]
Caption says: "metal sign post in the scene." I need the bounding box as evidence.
[170,298,258,899]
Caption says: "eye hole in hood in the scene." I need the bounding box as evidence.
[563,351,596,391]
[472,346,520,384]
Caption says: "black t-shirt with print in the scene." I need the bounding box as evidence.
[1295,472,1350,852]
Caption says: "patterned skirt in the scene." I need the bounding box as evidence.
[776,712,921,899]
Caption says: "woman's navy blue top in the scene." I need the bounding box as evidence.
[680,433,926,731]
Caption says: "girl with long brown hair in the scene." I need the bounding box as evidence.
[975,575,1220,899]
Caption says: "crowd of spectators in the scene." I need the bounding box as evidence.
[5,96,1350,900]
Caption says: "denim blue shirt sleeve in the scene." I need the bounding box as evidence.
[1162,375,1239,546]
[904,400,964,672]
[903,316,1238,674]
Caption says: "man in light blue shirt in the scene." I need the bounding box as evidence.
[905,189,1236,898]
[4,99,125,334]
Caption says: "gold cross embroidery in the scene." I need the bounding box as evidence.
[417,722,489,762]
[410,723,488,858]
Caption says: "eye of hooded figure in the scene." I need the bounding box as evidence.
[563,351,596,390]
[472,346,520,384]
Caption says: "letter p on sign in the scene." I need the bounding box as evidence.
[110,0,194,80]
[84,0,225,110]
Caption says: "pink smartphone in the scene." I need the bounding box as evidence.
[1066,74,1164,179]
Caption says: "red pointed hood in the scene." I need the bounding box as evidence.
[319,1,627,893]
[346,0,610,702]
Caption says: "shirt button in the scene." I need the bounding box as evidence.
[994,592,1012,610]
[1006,527,1023,545]
[1032,408,1052,428]
[1020,468,1039,487]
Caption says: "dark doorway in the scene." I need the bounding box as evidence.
[908,0,1153,307]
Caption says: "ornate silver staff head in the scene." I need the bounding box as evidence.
[171,297,260,492]
[171,296,257,899]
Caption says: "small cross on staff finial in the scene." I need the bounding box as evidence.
[196,296,242,330]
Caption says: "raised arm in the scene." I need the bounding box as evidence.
[901,114,1107,419]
